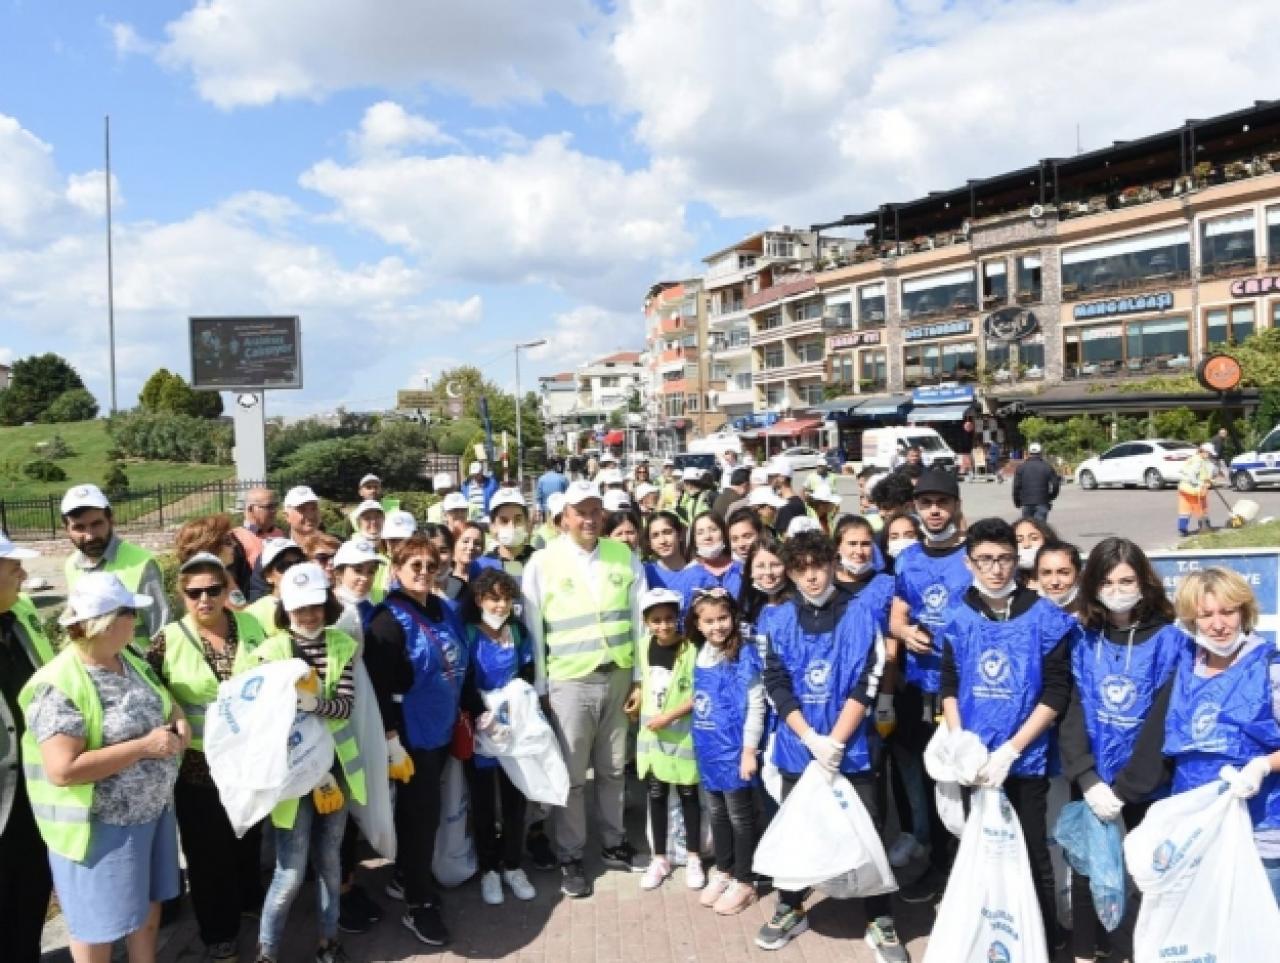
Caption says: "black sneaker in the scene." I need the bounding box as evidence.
[337,892,374,934]
[526,826,557,871]
[899,867,945,904]
[600,840,640,872]
[315,941,350,963]
[346,883,383,923]
[208,941,238,963]
[384,872,405,901]
[559,859,592,898]
[755,903,808,950]
[401,903,450,947]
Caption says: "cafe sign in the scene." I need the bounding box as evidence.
[828,330,882,349]
[903,319,973,342]
[982,307,1039,343]
[1229,275,1280,297]
[1072,291,1173,321]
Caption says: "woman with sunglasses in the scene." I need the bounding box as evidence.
[147,552,268,961]
[243,538,308,632]
[364,534,469,948]
[175,514,252,609]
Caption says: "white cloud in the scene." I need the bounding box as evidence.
[147,0,614,109]
[0,347,13,367]
[350,101,457,158]
[525,306,643,368]
[65,170,123,218]
[0,116,67,239]
[104,19,156,57]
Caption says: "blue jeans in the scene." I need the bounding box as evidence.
[1264,855,1280,908]
[258,796,347,956]
[1021,503,1050,522]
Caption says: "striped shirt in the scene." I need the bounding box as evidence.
[293,633,355,720]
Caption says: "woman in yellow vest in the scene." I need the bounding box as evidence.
[147,552,267,962]
[241,563,367,963]
[243,538,307,631]
[20,572,187,963]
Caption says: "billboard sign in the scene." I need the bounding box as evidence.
[189,316,302,390]
[1148,548,1279,643]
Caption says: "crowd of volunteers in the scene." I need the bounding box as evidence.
[0,451,1277,963]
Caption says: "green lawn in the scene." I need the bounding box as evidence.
[0,419,231,501]
[1181,518,1280,550]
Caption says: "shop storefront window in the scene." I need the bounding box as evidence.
[1200,213,1256,277]
[982,261,1008,305]
[1205,304,1256,348]
[1268,207,1280,266]
[903,340,977,386]
[1016,255,1042,302]
[985,341,1012,374]
[901,269,977,320]
[858,283,886,327]
[858,349,887,390]
[1061,228,1191,298]
[1019,335,1045,376]
[1064,316,1190,378]
[1126,317,1190,368]
[831,353,855,388]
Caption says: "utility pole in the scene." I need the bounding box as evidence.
[514,339,547,486]
[105,116,118,414]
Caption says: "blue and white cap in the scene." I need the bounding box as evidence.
[60,483,110,515]
[280,562,329,612]
[334,539,384,568]
[60,571,152,626]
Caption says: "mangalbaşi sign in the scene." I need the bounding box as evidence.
[1072,291,1173,321]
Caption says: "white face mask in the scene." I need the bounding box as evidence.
[334,584,367,606]
[1040,584,1079,608]
[1098,589,1141,614]
[752,579,785,596]
[496,525,528,550]
[696,541,726,560]
[924,522,957,545]
[1018,546,1039,571]
[799,583,837,607]
[481,609,508,632]
[974,574,1018,599]
[886,538,915,559]
[1195,629,1246,659]
[841,557,873,577]
[291,622,324,640]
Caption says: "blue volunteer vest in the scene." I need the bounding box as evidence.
[466,621,532,770]
[694,560,742,601]
[644,561,716,622]
[379,598,468,751]
[948,597,1077,777]
[1073,622,1188,787]
[1164,639,1280,831]
[849,573,895,639]
[769,600,880,777]
[895,542,971,693]
[692,644,763,793]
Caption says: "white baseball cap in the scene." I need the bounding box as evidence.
[280,562,330,612]
[662,457,674,467]
[59,571,152,626]
[351,499,385,520]
[432,472,455,490]
[547,492,567,519]
[0,533,37,560]
[283,486,319,509]
[178,551,226,575]
[602,490,632,512]
[260,537,305,571]
[1028,442,1042,455]
[441,492,469,513]
[634,482,659,502]
[811,488,842,505]
[1199,442,1216,455]
[786,516,821,537]
[749,487,787,509]
[334,538,384,568]
[382,510,418,540]
[766,459,793,479]
[749,468,769,487]
[359,473,381,487]
[564,480,602,506]
[681,466,704,482]
[60,484,110,515]
[468,461,484,476]
[598,467,625,486]
[639,587,684,615]
[489,488,527,514]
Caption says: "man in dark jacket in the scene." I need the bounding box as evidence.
[1012,443,1059,522]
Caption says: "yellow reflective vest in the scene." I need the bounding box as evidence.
[159,613,267,752]
[64,540,158,643]
[538,537,636,681]
[636,639,697,785]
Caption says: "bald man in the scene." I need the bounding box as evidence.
[231,487,284,569]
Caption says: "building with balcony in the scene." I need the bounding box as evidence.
[539,352,644,452]
[642,279,722,449]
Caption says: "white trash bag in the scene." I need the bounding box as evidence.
[924,726,988,839]
[760,731,782,803]
[346,660,395,860]
[817,774,897,898]
[432,756,477,888]
[205,658,335,837]
[475,679,570,807]
[1125,774,1280,963]
[923,788,1049,963]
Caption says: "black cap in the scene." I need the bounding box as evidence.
[730,467,750,486]
[914,468,960,499]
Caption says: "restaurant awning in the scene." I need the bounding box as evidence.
[908,404,971,423]
[764,417,823,437]
[602,429,625,445]
[854,394,912,417]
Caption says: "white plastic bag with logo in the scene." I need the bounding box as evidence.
[431,756,477,887]
[923,788,1049,963]
[1125,776,1280,963]
[205,658,335,837]
[816,774,897,898]
[346,660,395,860]
[474,679,570,807]
[924,725,988,839]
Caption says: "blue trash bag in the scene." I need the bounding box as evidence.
[1053,800,1126,931]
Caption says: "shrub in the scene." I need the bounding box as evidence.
[107,411,233,464]
[389,491,440,523]
[38,388,99,424]
[22,459,67,481]
[102,461,130,499]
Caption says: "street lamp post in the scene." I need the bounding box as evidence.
[514,339,548,487]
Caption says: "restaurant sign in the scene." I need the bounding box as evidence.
[828,330,882,349]
[903,319,973,342]
[1072,291,1173,321]
[982,307,1039,343]
[1229,275,1280,297]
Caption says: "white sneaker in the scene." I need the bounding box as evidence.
[503,868,536,901]
[685,858,707,890]
[640,856,671,891]
[480,870,504,905]
[699,868,731,907]
[887,834,926,868]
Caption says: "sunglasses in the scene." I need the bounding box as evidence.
[183,585,226,601]
[403,561,440,575]
[115,607,136,620]
[313,553,335,565]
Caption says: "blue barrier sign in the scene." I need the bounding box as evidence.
[1149,549,1279,643]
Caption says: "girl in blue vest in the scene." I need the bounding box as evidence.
[878,512,920,566]
[834,515,894,636]
[363,534,468,949]
[688,511,742,599]
[643,511,714,619]
[1165,567,1280,905]
[458,568,537,907]
[688,587,765,916]
[739,533,791,661]
[756,530,907,958]
[1013,517,1055,594]
[1033,539,1082,615]
[937,518,1078,957]
[634,587,703,893]
[1058,537,1186,961]
[726,507,763,565]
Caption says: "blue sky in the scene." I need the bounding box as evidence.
[1,0,1276,416]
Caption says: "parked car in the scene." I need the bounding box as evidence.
[773,446,825,472]
[1075,439,1195,490]
[860,427,957,472]
[1229,425,1280,491]
[672,451,720,479]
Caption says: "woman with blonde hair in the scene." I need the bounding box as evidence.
[1165,566,1280,904]
[20,573,187,963]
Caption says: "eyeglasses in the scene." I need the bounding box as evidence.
[971,554,1017,571]
[183,585,226,601]
[403,561,440,575]
[251,503,279,512]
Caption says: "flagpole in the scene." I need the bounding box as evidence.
[105,115,118,414]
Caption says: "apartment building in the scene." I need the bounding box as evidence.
[642,279,723,449]
[539,351,644,452]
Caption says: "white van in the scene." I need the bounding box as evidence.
[861,426,957,472]
[1229,425,1280,490]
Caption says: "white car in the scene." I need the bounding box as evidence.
[774,446,825,472]
[1075,439,1195,491]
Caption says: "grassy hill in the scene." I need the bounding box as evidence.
[0,419,232,502]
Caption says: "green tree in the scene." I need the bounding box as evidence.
[139,368,224,419]
[102,461,129,499]
[39,388,99,423]
[0,353,88,425]
[425,365,545,463]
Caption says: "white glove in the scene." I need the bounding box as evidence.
[977,741,1021,788]
[874,694,897,738]
[1083,781,1125,822]
[1226,756,1273,800]
[801,729,846,772]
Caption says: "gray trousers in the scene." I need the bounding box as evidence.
[546,666,632,861]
